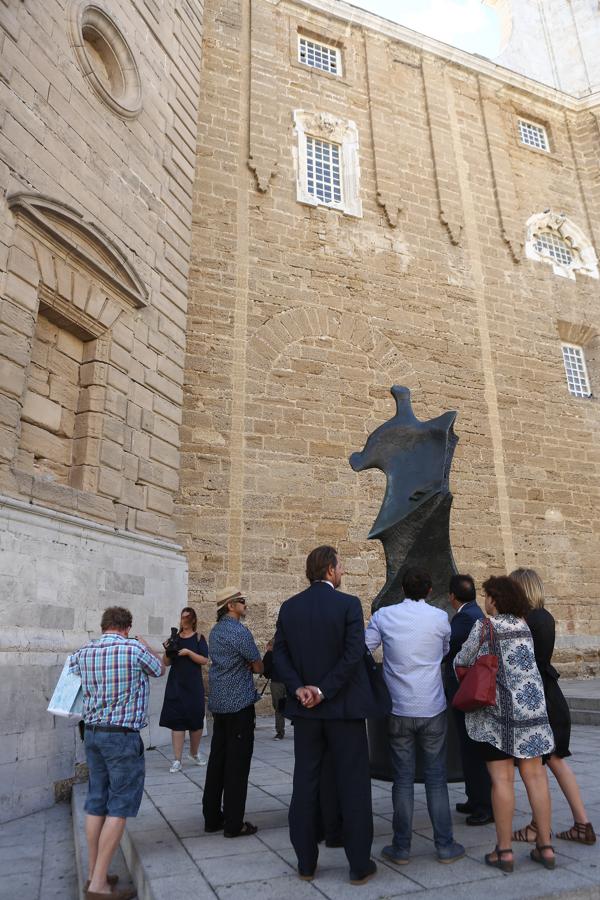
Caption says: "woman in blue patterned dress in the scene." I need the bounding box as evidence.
[454,576,555,873]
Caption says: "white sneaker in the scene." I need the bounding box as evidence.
[169,759,182,773]
[189,753,207,766]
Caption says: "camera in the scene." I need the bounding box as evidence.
[163,627,181,659]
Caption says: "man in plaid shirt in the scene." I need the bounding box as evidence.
[69,606,164,900]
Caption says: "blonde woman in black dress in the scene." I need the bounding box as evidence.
[511,568,595,846]
[160,607,209,773]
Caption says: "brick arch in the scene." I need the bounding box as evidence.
[247,307,412,387]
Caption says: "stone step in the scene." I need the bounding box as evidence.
[72,782,136,900]
[564,695,600,712]
[561,677,600,726]
[569,708,600,726]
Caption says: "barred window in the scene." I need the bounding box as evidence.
[561,344,591,398]
[534,231,573,268]
[298,36,340,75]
[306,136,342,206]
[518,119,550,151]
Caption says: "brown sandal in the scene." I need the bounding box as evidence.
[485,846,514,873]
[530,844,556,870]
[512,820,537,842]
[556,822,596,845]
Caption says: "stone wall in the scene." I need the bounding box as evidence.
[0,0,203,818]
[0,496,187,823]
[0,0,203,537]
[180,0,600,672]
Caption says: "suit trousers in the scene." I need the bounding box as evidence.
[451,706,492,814]
[202,704,255,834]
[270,681,286,736]
[290,717,373,875]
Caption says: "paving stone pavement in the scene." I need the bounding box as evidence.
[0,802,77,900]
[114,719,600,900]
[8,718,600,900]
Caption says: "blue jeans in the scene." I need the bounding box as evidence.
[388,711,454,854]
[84,729,145,818]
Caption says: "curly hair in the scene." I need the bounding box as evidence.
[482,575,530,618]
[101,606,132,632]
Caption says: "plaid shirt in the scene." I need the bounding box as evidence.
[69,633,162,730]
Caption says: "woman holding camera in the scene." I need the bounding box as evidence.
[160,607,209,773]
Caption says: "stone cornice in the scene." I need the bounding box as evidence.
[0,494,185,559]
[275,0,600,112]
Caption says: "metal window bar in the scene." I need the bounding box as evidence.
[299,36,338,74]
[534,231,573,267]
[306,136,342,205]
[518,119,549,151]
[561,344,591,398]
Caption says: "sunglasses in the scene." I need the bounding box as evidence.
[235,598,247,606]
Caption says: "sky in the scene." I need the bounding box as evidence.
[350,0,502,58]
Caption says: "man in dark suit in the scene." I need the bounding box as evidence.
[273,545,377,886]
[445,574,493,825]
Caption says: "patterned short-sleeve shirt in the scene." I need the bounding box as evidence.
[69,632,162,730]
[208,616,261,714]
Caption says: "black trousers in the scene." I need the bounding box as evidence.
[452,707,492,814]
[290,718,373,875]
[318,749,343,842]
[202,704,255,834]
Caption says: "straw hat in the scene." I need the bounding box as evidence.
[215,587,246,610]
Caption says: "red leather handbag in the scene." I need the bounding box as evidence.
[452,619,498,712]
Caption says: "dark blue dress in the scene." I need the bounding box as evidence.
[159,633,208,731]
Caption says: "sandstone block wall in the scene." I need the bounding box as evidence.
[0,0,203,540]
[180,0,600,671]
[0,0,204,818]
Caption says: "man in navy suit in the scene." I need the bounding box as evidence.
[273,546,377,886]
[445,574,493,825]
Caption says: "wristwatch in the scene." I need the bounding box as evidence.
[316,687,324,700]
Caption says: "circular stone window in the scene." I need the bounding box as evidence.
[68,2,142,118]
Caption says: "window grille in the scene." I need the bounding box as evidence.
[561,344,591,398]
[298,36,339,75]
[306,136,342,206]
[534,231,573,268]
[518,119,550,151]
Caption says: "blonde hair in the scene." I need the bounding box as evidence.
[510,568,545,610]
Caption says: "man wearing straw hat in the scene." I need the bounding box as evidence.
[202,587,264,837]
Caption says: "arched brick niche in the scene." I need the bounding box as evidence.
[241,307,414,607]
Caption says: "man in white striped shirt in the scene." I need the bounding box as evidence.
[365,567,464,866]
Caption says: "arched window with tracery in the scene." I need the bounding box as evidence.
[525,212,599,280]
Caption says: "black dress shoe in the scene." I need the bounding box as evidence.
[298,868,315,881]
[456,802,474,814]
[349,859,377,885]
[466,811,494,826]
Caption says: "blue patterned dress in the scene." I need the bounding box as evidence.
[454,614,554,758]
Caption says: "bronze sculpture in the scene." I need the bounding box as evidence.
[350,385,462,781]
[350,385,458,613]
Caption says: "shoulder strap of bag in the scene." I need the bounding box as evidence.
[478,619,497,655]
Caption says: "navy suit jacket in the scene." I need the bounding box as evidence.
[273,581,378,720]
[445,600,485,697]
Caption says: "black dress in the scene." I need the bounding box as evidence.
[527,608,571,759]
[159,633,208,731]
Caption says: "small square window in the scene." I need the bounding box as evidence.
[518,118,550,151]
[298,36,340,75]
[561,343,591,398]
[306,136,342,206]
